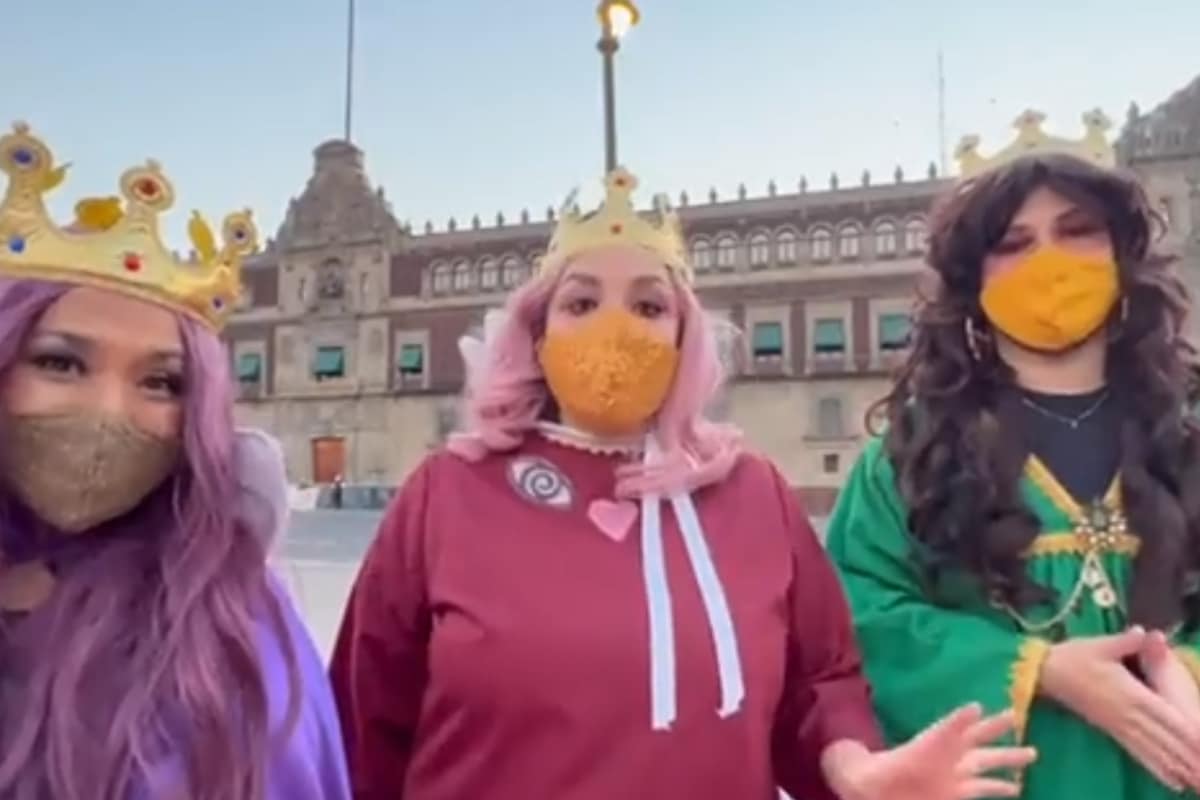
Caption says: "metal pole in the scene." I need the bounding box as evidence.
[344,0,356,142]
[598,35,619,173]
[937,49,947,176]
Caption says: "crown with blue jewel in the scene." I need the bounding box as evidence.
[0,122,257,330]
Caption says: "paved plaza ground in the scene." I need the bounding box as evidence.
[276,510,379,661]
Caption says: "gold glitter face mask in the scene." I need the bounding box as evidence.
[0,413,180,534]
[538,308,680,436]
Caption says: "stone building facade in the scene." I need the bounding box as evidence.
[1118,75,1200,324]
[228,76,1200,514]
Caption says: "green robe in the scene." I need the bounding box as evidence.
[826,438,1200,799]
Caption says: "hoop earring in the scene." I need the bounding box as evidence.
[964,316,988,362]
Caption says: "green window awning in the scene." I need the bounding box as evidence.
[814,318,845,352]
[236,352,262,381]
[879,313,911,349]
[313,346,345,377]
[398,343,424,373]
[752,322,783,355]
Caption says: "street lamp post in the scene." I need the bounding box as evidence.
[596,0,640,174]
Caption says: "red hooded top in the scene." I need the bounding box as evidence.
[330,430,881,800]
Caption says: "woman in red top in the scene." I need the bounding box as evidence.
[330,169,1035,800]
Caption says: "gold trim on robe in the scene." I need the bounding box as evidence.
[1024,455,1121,521]
[1023,532,1140,558]
[1010,637,1051,743]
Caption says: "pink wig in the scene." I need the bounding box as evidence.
[448,266,742,497]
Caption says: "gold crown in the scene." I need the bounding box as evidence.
[0,122,258,330]
[954,109,1116,179]
[541,168,690,281]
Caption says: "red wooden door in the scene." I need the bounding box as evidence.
[311,437,346,484]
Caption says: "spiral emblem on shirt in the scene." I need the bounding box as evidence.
[506,456,574,509]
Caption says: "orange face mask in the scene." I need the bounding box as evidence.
[979,245,1120,352]
[538,308,680,437]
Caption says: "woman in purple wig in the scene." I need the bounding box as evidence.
[0,122,350,799]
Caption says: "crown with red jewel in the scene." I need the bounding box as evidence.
[0,122,257,330]
[541,168,691,282]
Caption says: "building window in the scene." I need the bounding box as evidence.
[716,236,738,270]
[879,312,911,351]
[529,251,545,275]
[813,318,846,355]
[904,219,927,253]
[838,225,861,259]
[776,230,798,264]
[874,222,897,256]
[431,263,451,293]
[751,321,784,359]
[823,453,840,474]
[236,352,262,383]
[313,346,346,380]
[479,257,499,290]
[397,343,425,376]
[691,240,713,271]
[502,257,523,287]
[452,259,473,292]
[749,233,771,269]
[817,396,844,438]
[811,229,832,261]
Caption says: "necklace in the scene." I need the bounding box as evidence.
[1020,389,1110,430]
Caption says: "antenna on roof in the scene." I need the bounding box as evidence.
[937,49,948,175]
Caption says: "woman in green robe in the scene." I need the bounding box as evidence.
[827,127,1200,799]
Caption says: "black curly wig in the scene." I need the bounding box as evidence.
[873,153,1200,632]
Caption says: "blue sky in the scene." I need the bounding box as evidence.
[4,0,1197,247]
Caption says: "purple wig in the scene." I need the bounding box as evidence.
[0,278,299,799]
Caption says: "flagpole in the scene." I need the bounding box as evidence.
[344,0,356,142]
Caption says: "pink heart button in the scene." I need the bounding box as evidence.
[587,498,638,542]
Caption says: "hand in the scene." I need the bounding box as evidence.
[1140,630,1200,787]
[1041,627,1200,792]
[823,704,1036,800]
[1141,630,1200,712]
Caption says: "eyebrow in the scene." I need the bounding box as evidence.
[32,329,185,362]
[1008,205,1094,232]
[1055,206,1096,223]
[561,274,668,289]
